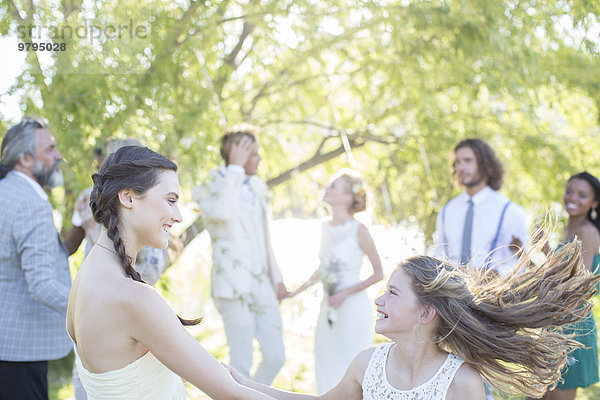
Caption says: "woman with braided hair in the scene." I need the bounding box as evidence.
[66,146,276,400]
[228,237,599,399]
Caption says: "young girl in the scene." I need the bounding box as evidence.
[230,238,599,399]
[288,169,383,393]
[66,146,275,399]
[535,171,600,400]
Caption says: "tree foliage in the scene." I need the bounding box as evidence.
[2,0,599,243]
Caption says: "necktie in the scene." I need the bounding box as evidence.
[461,199,474,264]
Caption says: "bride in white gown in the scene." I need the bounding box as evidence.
[289,169,383,394]
[66,145,276,400]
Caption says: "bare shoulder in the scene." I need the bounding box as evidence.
[123,278,190,325]
[114,278,187,348]
[318,347,377,400]
[355,346,377,366]
[579,223,600,245]
[90,277,165,327]
[348,347,377,381]
[356,223,373,242]
[119,279,167,314]
[446,362,485,400]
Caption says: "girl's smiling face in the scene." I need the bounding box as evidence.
[374,268,422,337]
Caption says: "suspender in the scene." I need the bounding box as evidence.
[489,201,512,253]
[483,200,512,267]
[442,200,512,266]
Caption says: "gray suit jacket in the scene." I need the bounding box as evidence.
[0,172,72,361]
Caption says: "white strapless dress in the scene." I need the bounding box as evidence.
[74,346,190,400]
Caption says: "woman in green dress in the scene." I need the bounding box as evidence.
[541,171,600,400]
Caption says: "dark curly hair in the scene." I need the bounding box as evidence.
[90,145,201,326]
[452,138,504,190]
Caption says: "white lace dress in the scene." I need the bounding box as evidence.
[362,343,464,400]
[315,219,373,394]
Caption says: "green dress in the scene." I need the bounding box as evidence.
[556,252,600,389]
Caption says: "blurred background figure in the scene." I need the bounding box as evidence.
[532,171,600,400]
[433,138,528,400]
[194,124,289,385]
[0,117,80,400]
[434,138,528,275]
[287,169,383,394]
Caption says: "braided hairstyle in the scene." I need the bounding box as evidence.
[90,145,201,326]
[568,171,600,232]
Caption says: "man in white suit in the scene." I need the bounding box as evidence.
[195,124,289,385]
[0,118,76,399]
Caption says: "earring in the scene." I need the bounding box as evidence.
[592,209,598,220]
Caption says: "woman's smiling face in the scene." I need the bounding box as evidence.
[563,178,598,219]
[130,170,182,250]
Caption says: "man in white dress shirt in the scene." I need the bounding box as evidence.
[194,124,289,385]
[434,138,528,275]
[433,138,528,400]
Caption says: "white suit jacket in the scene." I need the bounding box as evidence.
[194,166,283,300]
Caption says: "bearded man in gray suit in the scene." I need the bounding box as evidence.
[0,118,82,400]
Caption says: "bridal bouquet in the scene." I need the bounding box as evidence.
[320,256,343,327]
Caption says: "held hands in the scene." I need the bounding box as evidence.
[286,287,304,298]
[222,363,249,386]
[228,136,254,167]
[285,283,311,299]
[285,270,321,300]
[276,283,291,302]
[284,282,313,300]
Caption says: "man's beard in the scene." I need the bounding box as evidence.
[32,160,64,188]
[461,175,485,188]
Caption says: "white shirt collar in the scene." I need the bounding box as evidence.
[11,170,48,201]
[221,164,255,207]
[463,186,492,206]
